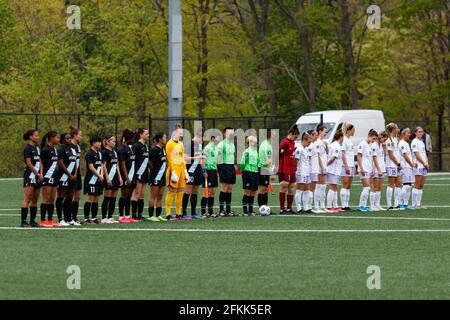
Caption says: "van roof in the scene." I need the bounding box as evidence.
[296,109,383,123]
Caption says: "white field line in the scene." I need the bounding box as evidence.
[0,226,449,233]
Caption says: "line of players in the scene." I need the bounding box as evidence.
[278,123,429,214]
[20,126,275,227]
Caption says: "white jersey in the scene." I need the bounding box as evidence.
[385,137,399,168]
[294,144,311,176]
[398,139,413,169]
[316,139,328,171]
[308,141,320,174]
[371,142,385,173]
[327,141,342,175]
[411,138,428,169]
[357,140,373,173]
[342,136,355,168]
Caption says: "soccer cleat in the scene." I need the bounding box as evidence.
[402,205,410,210]
[101,218,108,224]
[357,206,368,212]
[397,205,405,210]
[40,220,52,228]
[30,221,41,228]
[148,216,160,222]
[106,218,118,224]
[157,215,167,221]
[190,214,202,219]
[58,220,71,227]
[285,209,293,215]
[376,206,387,211]
[83,219,91,225]
[70,220,81,226]
[175,215,183,221]
[303,209,313,214]
[201,214,210,219]
[21,222,31,228]
[92,219,100,224]
[324,208,334,213]
[128,217,140,223]
[181,214,192,220]
[219,211,227,217]
[334,208,345,213]
[48,220,59,227]
[311,209,321,214]
[342,207,353,212]
[370,206,379,212]
[119,216,129,223]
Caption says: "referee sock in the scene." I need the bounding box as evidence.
[242,195,249,214]
[108,197,116,219]
[190,194,198,215]
[148,206,155,217]
[47,204,55,221]
[201,197,208,215]
[208,197,215,215]
[63,198,72,222]
[101,197,110,219]
[71,201,79,221]
[249,196,255,213]
[84,202,91,220]
[226,192,232,214]
[131,200,138,218]
[118,198,125,217]
[56,197,64,222]
[30,206,37,223]
[91,202,99,220]
[40,203,47,221]
[219,192,225,213]
[21,207,28,223]
[182,193,190,215]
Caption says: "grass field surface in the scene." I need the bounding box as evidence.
[0,176,449,299]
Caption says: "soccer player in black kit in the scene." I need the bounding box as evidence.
[101,135,123,224]
[21,129,43,227]
[118,129,138,223]
[131,128,150,221]
[55,133,79,226]
[40,131,60,227]
[148,132,168,222]
[83,136,104,224]
[70,126,83,224]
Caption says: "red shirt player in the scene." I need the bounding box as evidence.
[278,125,300,214]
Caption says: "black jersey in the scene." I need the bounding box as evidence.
[186,142,203,174]
[41,145,59,180]
[71,143,81,173]
[149,145,167,180]
[23,144,41,179]
[56,145,78,183]
[101,148,119,183]
[85,149,103,185]
[118,144,136,181]
[133,141,149,178]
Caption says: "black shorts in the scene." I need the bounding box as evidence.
[57,177,76,189]
[258,173,270,187]
[218,164,236,185]
[149,172,166,187]
[134,171,149,184]
[104,178,121,191]
[23,177,41,189]
[203,170,218,188]
[187,169,203,186]
[41,177,58,187]
[84,180,103,196]
[75,173,82,191]
[242,171,259,191]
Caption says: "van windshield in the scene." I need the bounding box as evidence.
[298,123,335,139]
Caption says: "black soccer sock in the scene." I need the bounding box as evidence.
[148,206,155,217]
[226,192,232,213]
[91,202,99,220]
[21,207,28,223]
[138,199,144,216]
[55,197,64,222]
[84,202,92,220]
[101,197,110,219]
[257,194,264,207]
[30,206,37,223]
[71,201,79,221]
[249,196,255,213]
[118,198,126,217]
[219,192,225,213]
[108,197,116,219]
[201,197,208,215]
[264,193,269,205]
[125,198,131,216]
[47,204,55,221]
[63,198,72,222]
[190,194,198,215]
[182,193,190,215]
[131,200,138,218]
[208,197,215,215]
[156,207,162,217]
[242,195,249,214]
[40,203,47,221]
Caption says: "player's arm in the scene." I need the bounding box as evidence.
[412,144,428,168]
[356,149,365,174]
[372,149,382,176]
[239,150,247,171]
[216,141,223,165]
[102,154,111,186]
[341,148,349,171]
[402,149,415,168]
[118,150,130,184]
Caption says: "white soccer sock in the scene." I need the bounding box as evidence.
[412,188,419,207]
[418,189,423,207]
[386,186,393,208]
[295,190,303,211]
[369,191,376,208]
[308,191,313,211]
[320,184,327,209]
[394,187,402,207]
[401,185,411,205]
[376,191,381,207]
[314,185,320,209]
[302,191,309,211]
[346,189,351,208]
[333,189,338,208]
[327,190,335,209]
[359,187,370,207]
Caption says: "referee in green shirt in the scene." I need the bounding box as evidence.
[201,136,218,217]
[258,129,274,208]
[240,136,259,216]
[217,127,236,216]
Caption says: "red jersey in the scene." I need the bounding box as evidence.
[279,138,297,173]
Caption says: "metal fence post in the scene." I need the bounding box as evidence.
[438,115,443,171]
[148,113,152,135]
[248,118,252,130]
[35,114,38,130]
[77,113,81,129]
[115,116,118,143]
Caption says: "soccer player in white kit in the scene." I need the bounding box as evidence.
[294,132,313,213]
[411,127,429,209]
[398,128,417,209]
[307,130,322,213]
[385,123,403,210]
[340,123,355,211]
[356,129,378,212]
[370,131,388,211]
[315,125,328,212]
[326,130,345,212]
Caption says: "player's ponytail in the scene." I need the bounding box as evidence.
[152,132,165,144]
[41,131,58,148]
[121,128,134,144]
[332,129,344,143]
[102,134,114,149]
[386,123,398,142]
[135,128,145,142]
[342,123,354,135]
[23,129,37,141]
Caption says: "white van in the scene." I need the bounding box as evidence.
[296,109,385,147]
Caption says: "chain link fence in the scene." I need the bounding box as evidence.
[0,112,448,177]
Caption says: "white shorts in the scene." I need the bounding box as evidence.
[310,173,319,182]
[340,166,355,177]
[413,168,428,176]
[401,168,415,184]
[296,173,311,185]
[386,167,398,177]
[359,171,371,180]
[326,173,339,185]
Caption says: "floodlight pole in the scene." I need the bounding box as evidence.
[168,0,183,134]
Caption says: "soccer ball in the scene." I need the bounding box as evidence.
[259,205,271,216]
